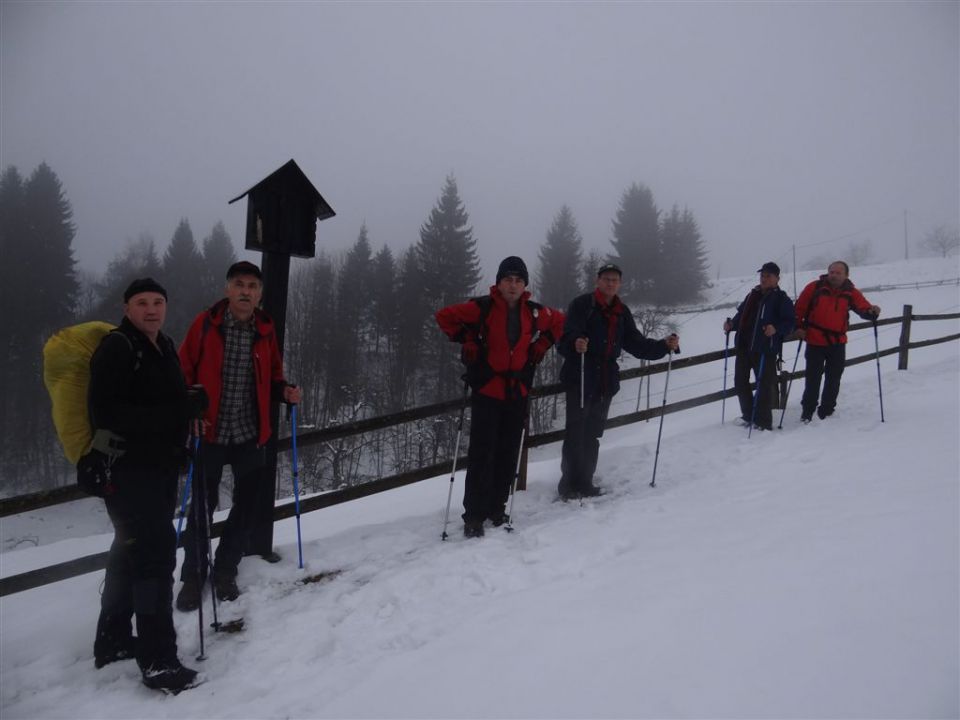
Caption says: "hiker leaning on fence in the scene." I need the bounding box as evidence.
[723,262,795,431]
[436,256,565,538]
[176,261,301,611]
[557,263,679,501]
[87,278,200,692]
[794,260,880,422]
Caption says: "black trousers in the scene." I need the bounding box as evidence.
[559,389,614,494]
[801,343,846,417]
[180,440,265,582]
[463,393,526,523]
[95,464,179,670]
[734,348,777,429]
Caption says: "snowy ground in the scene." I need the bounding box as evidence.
[1,257,958,719]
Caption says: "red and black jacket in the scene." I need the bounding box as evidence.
[178,299,289,445]
[436,287,565,401]
[795,276,874,346]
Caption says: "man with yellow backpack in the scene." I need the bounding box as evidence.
[46,278,201,693]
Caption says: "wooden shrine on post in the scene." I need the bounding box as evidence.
[228,159,335,559]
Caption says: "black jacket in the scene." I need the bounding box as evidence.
[729,286,795,356]
[88,318,189,470]
[558,290,669,400]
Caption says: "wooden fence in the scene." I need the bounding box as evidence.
[1,305,957,596]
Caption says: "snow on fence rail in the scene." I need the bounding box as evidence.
[1,306,958,596]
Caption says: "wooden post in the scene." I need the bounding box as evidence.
[249,250,291,559]
[898,304,912,370]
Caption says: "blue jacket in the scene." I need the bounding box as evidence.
[558,290,668,400]
[729,286,795,356]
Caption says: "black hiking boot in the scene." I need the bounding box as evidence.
[579,485,603,498]
[175,579,201,612]
[141,660,199,694]
[463,521,485,538]
[214,574,240,602]
[95,637,137,669]
[817,406,833,420]
[490,511,510,527]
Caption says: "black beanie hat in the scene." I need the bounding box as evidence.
[123,277,167,303]
[496,256,529,285]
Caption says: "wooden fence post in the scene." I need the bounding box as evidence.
[898,304,913,370]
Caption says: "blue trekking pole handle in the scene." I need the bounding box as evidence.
[176,435,201,545]
[291,404,304,569]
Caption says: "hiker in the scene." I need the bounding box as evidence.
[436,256,565,537]
[794,260,880,421]
[176,261,300,610]
[557,263,679,499]
[88,278,199,692]
[723,262,795,431]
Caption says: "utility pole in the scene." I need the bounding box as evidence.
[904,209,909,261]
[792,244,797,298]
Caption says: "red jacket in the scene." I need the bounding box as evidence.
[179,299,288,445]
[795,276,874,346]
[436,287,565,400]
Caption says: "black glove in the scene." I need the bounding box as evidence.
[461,340,480,365]
[186,384,209,419]
[76,450,115,498]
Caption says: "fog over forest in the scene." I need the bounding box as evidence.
[2,1,958,282]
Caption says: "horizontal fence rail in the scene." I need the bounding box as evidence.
[2,308,957,596]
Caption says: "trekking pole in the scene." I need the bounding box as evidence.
[291,404,304,569]
[176,435,201,546]
[873,318,885,422]
[197,455,222,636]
[650,339,679,488]
[777,339,804,429]
[580,349,585,409]
[505,426,527,533]
[441,381,470,541]
[748,338,771,439]
[721,321,731,423]
[191,444,207,661]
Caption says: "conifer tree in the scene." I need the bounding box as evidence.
[24,163,79,331]
[95,234,163,317]
[416,175,480,402]
[536,205,583,310]
[200,221,237,305]
[610,183,660,302]
[368,244,397,355]
[161,219,204,341]
[581,249,605,295]
[657,205,709,305]
[391,245,426,410]
[327,225,372,410]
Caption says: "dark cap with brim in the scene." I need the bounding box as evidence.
[226,261,263,281]
[597,263,622,277]
[757,261,780,276]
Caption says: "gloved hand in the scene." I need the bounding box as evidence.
[528,338,550,366]
[186,384,209,419]
[461,340,480,365]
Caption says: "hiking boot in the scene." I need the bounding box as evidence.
[488,512,509,527]
[141,660,199,694]
[579,485,603,498]
[817,406,833,420]
[95,637,137,669]
[214,574,240,602]
[800,411,813,423]
[175,579,201,612]
[463,521,485,538]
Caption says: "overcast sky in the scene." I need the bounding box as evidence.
[2,1,957,287]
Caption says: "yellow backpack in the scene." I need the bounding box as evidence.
[42,321,117,464]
